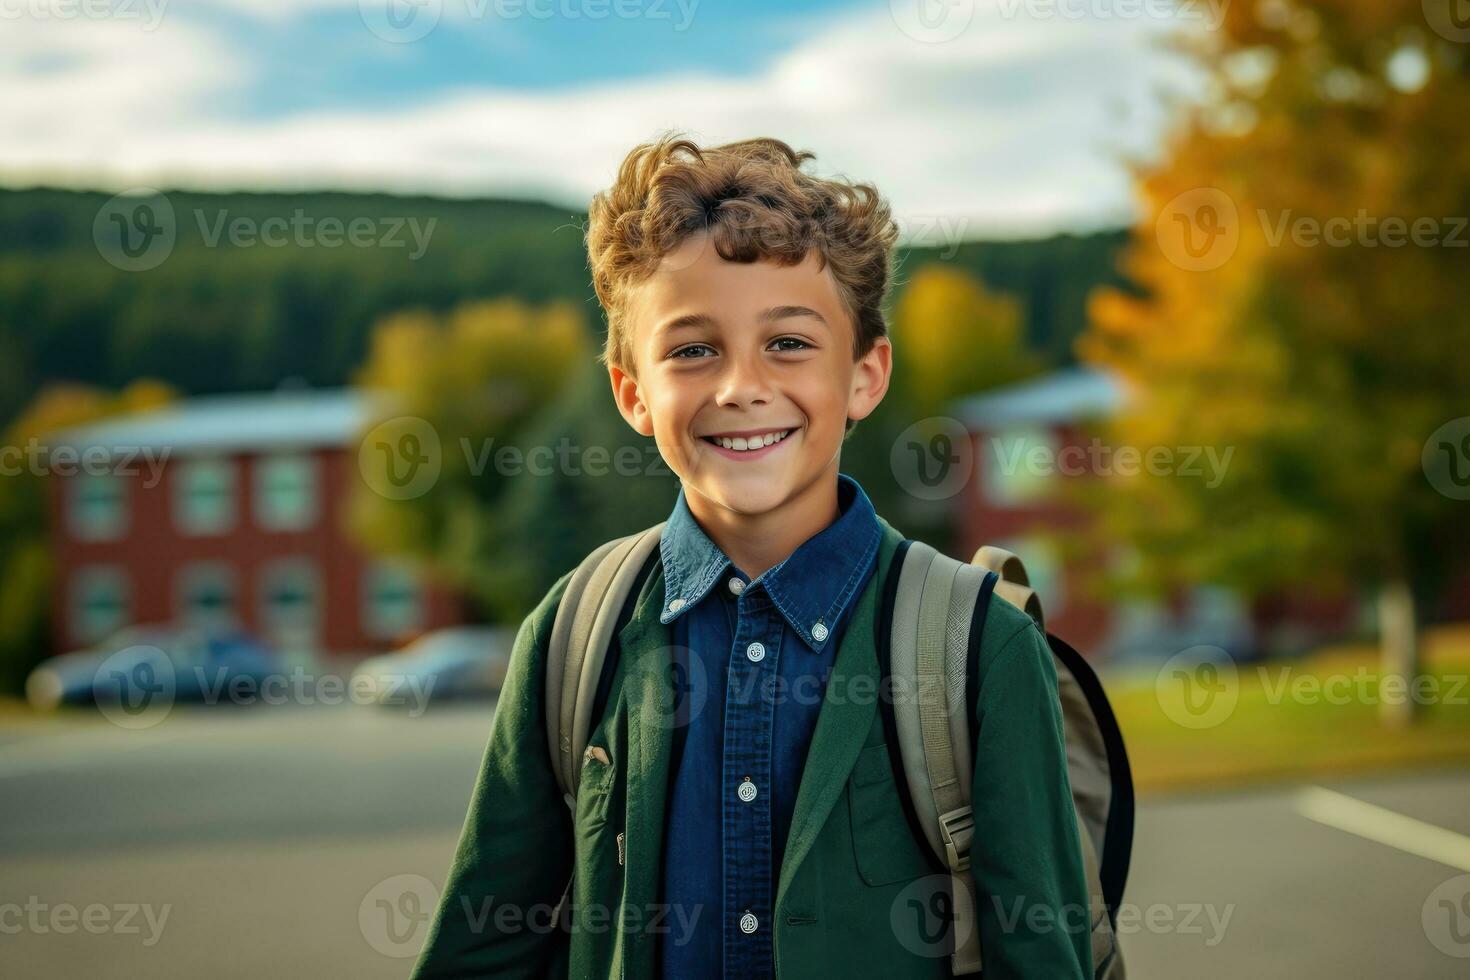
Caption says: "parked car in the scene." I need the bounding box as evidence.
[25,625,278,711]
[352,626,515,708]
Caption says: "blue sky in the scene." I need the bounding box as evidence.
[1,0,1210,236]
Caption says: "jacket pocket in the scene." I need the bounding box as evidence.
[846,742,936,887]
[576,745,617,835]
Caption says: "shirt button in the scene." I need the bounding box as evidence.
[811,621,829,643]
[745,642,765,663]
[668,598,686,613]
[727,577,745,596]
[739,911,759,934]
[737,778,758,803]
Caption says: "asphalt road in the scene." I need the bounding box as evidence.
[2,704,1468,979]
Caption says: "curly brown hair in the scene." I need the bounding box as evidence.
[586,132,899,383]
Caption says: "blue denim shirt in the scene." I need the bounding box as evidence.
[655,472,882,979]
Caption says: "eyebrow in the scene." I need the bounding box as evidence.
[655,305,829,338]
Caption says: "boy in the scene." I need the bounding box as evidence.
[411,134,1093,979]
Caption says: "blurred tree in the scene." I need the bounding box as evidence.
[0,380,174,693]
[891,264,1039,419]
[352,295,664,625]
[1081,0,1470,725]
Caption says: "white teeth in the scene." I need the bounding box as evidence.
[710,429,792,452]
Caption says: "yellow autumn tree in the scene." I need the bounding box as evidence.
[892,264,1038,419]
[349,297,593,621]
[1080,0,1470,725]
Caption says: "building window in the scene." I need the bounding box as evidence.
[980,426,1058,507]
[175,458,237,536]
[69,566,130,645]
[259,559,320,650]
[363,561,424,642]
[254,455,318,532]
[175,562,237,632]
[68,472,128,541]
[993,535,1065,617]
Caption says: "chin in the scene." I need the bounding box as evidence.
[691,471,796,517]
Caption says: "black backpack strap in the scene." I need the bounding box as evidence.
[1048,634,1134,919]
[964,570,1000,763]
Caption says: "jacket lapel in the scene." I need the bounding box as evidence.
[776,518,904,905]
[611,517,905,971]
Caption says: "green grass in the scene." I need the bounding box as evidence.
[1109,624,1470,796]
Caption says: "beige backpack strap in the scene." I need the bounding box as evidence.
[890,540,991,975]
[545,523,665,808]
[972,544,1044,632]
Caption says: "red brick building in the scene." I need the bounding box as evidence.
[47,389,461,658]
[949,368,1259,664]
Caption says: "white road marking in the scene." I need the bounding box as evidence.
[1294,784,1470,872]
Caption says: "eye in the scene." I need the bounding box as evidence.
[770,337,812,352]
[670,343,716,359]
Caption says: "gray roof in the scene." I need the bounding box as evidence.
[950,367,1127,429]
[52,388,380,457]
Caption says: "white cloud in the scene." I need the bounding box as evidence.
[0,2,1206,236]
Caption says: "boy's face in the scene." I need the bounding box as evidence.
[609,232,891,519]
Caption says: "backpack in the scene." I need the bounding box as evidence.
[543,524,1133,978]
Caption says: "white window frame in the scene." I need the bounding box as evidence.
[68,471,128,542]
[69,565,130,645]
[174,561,239,632]
[980,426,1059,507]
[362,561,425,642]
[174,457,237,536]
[258,558,321,647]
[253,454,318,532]
[993,534,1066,617]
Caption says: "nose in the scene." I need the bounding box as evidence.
[714,346,773,409]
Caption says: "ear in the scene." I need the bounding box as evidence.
[846,335,892,424]
[608,361,656,437]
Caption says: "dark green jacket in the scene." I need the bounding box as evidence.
[412,516,1092,979]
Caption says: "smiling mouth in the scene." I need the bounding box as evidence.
[699,428,796,453]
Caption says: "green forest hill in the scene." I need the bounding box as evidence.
[0,187,1127,424]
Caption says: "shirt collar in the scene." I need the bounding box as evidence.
[658,473,882,652]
